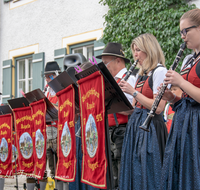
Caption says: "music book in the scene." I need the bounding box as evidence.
[48,70,79,113]
[75,62,133,114]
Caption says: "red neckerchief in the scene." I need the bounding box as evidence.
[116,73,126,83]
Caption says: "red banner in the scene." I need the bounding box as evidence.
[77,71,107,189]
[12,131,19,176]
[55,85,76,182]
[0,114,13,177]
[30,99,47,179]
[13,107,34,176]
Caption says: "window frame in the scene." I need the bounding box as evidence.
[15,54,33,98]
[70,40,95,61]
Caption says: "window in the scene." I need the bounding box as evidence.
[16,57,32,97]
[72,44,94,61]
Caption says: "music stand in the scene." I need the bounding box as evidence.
[75,62,133,190]
[48,70,79,113]
[24,89,58,124]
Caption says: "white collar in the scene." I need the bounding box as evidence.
[114,68,127,79]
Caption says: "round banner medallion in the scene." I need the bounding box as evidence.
[19,132,33,159]
[0,138,8,162]
[85,114,98,158]
[12,145,18,163]
[35,129,45,159]
[61,121,72,157]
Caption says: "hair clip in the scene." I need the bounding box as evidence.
[77,65,82,72]
[74,65,83,73]
[89,56,98,65]
[20,90,26,98]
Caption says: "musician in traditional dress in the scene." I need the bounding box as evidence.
[118,33,168,190]
[96,43,137,189]
[159,8,200,190]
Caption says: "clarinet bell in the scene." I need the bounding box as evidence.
[139,124,150,132]
[75,127,81,138]
[139,113,152,132]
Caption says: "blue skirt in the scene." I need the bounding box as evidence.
[69,117,100,190]
[160,98,200,190]
[119,107,167,190]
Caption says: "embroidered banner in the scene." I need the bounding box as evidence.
[0,114,13,177]
[55,85,76,182]
[77,71,107,189]
[13,107,34,176]
[30,99,47,179]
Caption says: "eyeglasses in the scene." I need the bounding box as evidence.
[180,25,198,36]
[104,58,116,67]
[44,75,55,80]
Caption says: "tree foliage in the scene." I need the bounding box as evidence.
[100,0,196,70]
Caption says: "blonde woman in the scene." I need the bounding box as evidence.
[118,33,168,190]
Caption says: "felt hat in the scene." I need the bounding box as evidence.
[96,42,130,63]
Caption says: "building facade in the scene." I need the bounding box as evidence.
[0,0,108,103]
[1,0,200,104]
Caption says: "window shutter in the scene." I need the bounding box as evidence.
[4,0,12,3]
[54,48,66,71]
[94,40,105,63]
[32,52,45,91]
[2,59,12,104]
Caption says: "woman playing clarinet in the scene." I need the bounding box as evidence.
[159,8,200,190]
[118,33,168,190]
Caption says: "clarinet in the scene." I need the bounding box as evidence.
[121,60,139,81]
[139,42,186,132]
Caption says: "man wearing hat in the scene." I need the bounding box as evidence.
[26,61,68,190]
[96,42,137,189]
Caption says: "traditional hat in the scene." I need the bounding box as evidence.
[43,61,61,75]
[96,42,130,63]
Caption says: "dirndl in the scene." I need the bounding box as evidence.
[69,117,100,190]
[119,107,168,190]
[160,97,200,190]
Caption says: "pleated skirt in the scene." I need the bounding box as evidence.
[119,107,168,190]
[160,98,200,190]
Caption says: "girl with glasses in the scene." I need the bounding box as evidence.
[159,8,200,190]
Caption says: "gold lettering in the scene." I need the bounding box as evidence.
[22,161,33,168]
[82,88,100,103]
[69,121,74,128]
[60,99,72,112]
[36,162,44,170]
[63,160,71,169]
[88,160,98,171]
[35,120,41,125]
[0,164,8,170]
[1,131,7,135]
[32,110,44,120]
[87,102,95,110]
[96,114,102,122]
[21,124,31,129]
[16,115,32,124]
[0,123,10,130]
[59,124,63,130]
[64,111,69,118]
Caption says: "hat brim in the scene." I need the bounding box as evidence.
[42,70,61,76]
[96,53,130,63]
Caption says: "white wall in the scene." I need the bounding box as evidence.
[0,0,109,94]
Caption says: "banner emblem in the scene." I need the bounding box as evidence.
[0,138,8,162]
[85,114,98,158]
[61,121,71,158]
[19,132,33,159]
[35,129,45,159]
[12,145,18,163]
